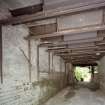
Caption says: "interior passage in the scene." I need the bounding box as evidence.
[0,0,105,105]
[45,87,105,105]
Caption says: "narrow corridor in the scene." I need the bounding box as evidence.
[1,0,105,105]
[45,86,105,105]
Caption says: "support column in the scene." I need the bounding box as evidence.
[0,26,3,83]
[52,53,54,72]
[91,66,95,82]
[65,62,67,76]
[48,52,51,73]
[37,45,40,81]
[28,40,31,82]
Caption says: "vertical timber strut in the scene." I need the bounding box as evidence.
[28,40,31,82]
[0,26,3,83]
[37,45,40,81]
[48,52,51,73]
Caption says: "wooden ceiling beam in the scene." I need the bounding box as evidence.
[0,1,105,25]
[72,59,97,61]
[65,59,98,62]
[48,44,96,50]
[71,59,98,62]
[47,42,95,49]
[47,46,99,52]
[48,45,105,53]
[10,4,43,17]
[55,50,105,56]
[67,61,97,64]
[39,39,105,49]
[26,25,105,39]
[72,61,97,64]
[96,40,105,45]
[68,58,98,61]
[39,37,101,47]
[65,55,99,58]
[62,54,97,57]
[54,50,94,54]
[71,58,98,61]
[73,63,98,66]
[47,37,105,49]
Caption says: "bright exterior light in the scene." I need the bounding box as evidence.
[96,52,100,56]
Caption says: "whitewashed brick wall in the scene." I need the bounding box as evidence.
[1,25,67,105]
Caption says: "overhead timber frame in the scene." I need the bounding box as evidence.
[1,0,105,66]
[0,0,105,25]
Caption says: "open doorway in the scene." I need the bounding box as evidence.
[73,65,100,91]
[74,66,92,83]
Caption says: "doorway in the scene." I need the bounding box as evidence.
[74,66,92,83]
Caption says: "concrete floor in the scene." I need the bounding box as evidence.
[45,86,105,105]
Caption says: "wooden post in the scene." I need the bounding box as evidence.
[37,45,40,81]
[52,53,54,72]
[91,66,95,79]
[0,26,3,84]
[28,40,31,82]
[65,62,68,85]
[65,62,67,76]
[56,17,59,32]
[48,52,50,73]
[60,57,62,89]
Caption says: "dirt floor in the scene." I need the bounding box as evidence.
[44,85,105,105]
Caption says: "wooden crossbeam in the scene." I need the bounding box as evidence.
[55,50,105,56]
[26,25,105,39]
[47,43,96,51]
[58,55,103,60]
[72,61,97,64]
[47,46,99,52]
[39,37,103,48]
[0,1,105,25]
[48,42,95,48]
[96,40,105,45]
[73,63,97,66]
[69,58,98,61]
[10,4,43,17]
[62,54,97,57]
[48,45,105,53]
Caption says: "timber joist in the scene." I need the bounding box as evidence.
[26,25,105,39]
[0,0,105,25]
[1,1,105,64]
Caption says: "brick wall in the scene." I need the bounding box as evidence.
[1,25,67,105]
